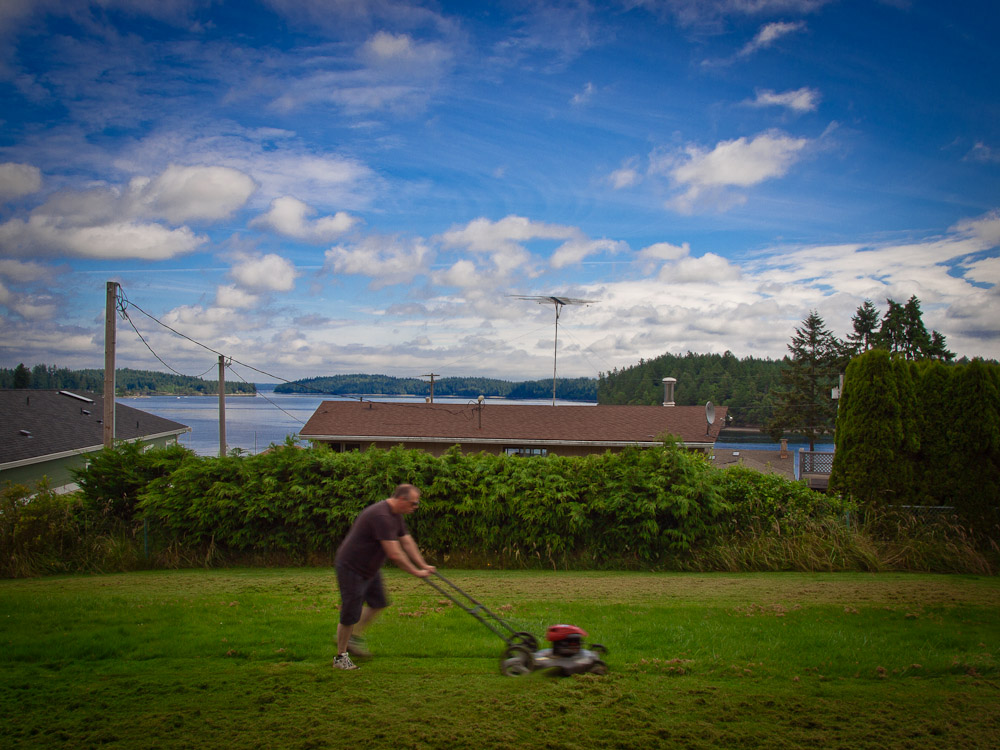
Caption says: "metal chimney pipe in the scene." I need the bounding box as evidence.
[662,377,676,407]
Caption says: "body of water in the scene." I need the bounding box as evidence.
[120,390,837,462]
[119,390,594,456]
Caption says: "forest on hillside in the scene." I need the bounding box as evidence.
[597,351,785,427]
[0,364,255,396]
[274,374,598,401]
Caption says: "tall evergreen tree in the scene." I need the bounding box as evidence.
[847,299,880,354]
[12,363,31,388]
[830,349,919,506]
[768,311,844,450]
[874,296,953,361]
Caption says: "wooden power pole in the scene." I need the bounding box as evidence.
[218,354,227,457]
[103,281,118,447]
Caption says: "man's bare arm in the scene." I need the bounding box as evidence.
[380,539,430,577]
[399,534,435,573]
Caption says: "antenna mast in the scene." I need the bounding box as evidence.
[509,295,597,406]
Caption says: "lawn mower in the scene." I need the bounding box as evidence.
[423,571,608,677]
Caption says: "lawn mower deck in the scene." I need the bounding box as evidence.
[423,572,608,677]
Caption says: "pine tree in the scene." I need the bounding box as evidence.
[768,311,844,450]
[12,363,31,388]
[847,299,880,354]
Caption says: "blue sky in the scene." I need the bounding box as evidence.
[1,0,998,384]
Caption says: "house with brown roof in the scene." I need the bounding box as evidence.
[299,400,727,457]
[1,389,190,493]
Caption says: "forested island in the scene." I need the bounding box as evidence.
[0,364,255,396]
[274,374,599,401]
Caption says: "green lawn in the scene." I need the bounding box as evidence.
[1,569,998,749]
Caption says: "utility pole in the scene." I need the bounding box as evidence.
[422,373,439,403]
[103,281,118,447]
[218,354,227,457]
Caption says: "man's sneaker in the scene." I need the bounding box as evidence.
[333,652,359,670]
[347,635,372,658]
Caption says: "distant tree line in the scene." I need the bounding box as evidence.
[274,374,598,401]
[0,364,255,396]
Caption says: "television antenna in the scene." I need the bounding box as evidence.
[509,295,597,406]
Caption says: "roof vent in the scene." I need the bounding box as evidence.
[59,390,94,404]
[20,429,32,437]
[81,408,91,415]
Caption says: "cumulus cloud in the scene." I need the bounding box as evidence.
[0,215,204,259]
[0,163,258,260]
[215,284,260,309]
[0,258,50,282]
[230,252,300,292]
[739,21,806,56]
[660,130,810,213]
[250,196,359,242]
[551,238,624,268]
[747,87,819,113]
[130,165,257,223]
[434,258,479,288]
[0,162,42,201]
[324,236,432,289]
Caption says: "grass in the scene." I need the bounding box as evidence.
[1,569,998,749]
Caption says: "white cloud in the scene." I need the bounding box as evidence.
[250,196,359,242]
[215,284,260,309]
[659,251,742,283]
[963,256,1000,285]
[0,258,50,282]
[0,215,204,259]
[662,130,810,213]
[0,162,42,201]
[434,259,479,288]
[230,253,300,292]
[551,238,624,269]
[324,236,432,289]
[609,162,640,189]
[952,209,1000,248]
[739,21,806,56]
[131,165,257,223]
[639,242,690,262]
[748,87,819,113]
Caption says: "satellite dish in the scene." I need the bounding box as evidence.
[706,401,716,425]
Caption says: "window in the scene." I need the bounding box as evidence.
[504,446,547,457]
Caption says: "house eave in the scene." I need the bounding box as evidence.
[0,428,190,471]
[300,434,715,449]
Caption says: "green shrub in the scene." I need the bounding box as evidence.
[0,480,83,577]
[714,466,853,533]
[73,441,193,523]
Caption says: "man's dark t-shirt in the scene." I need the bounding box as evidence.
[335,500,409,578]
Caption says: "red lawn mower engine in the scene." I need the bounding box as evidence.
[500,624,608,676]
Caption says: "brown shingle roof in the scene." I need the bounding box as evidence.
[300,401,727,447]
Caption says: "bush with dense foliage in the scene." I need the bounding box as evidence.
[831,351,1000,533]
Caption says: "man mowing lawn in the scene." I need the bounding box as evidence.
[333,484,435,670]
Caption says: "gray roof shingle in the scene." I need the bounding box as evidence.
[1,389,190,466]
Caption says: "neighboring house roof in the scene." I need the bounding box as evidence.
[300,401,727,449]
[1,389,190,469]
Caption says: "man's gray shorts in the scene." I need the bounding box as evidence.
[336,565,389,626]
